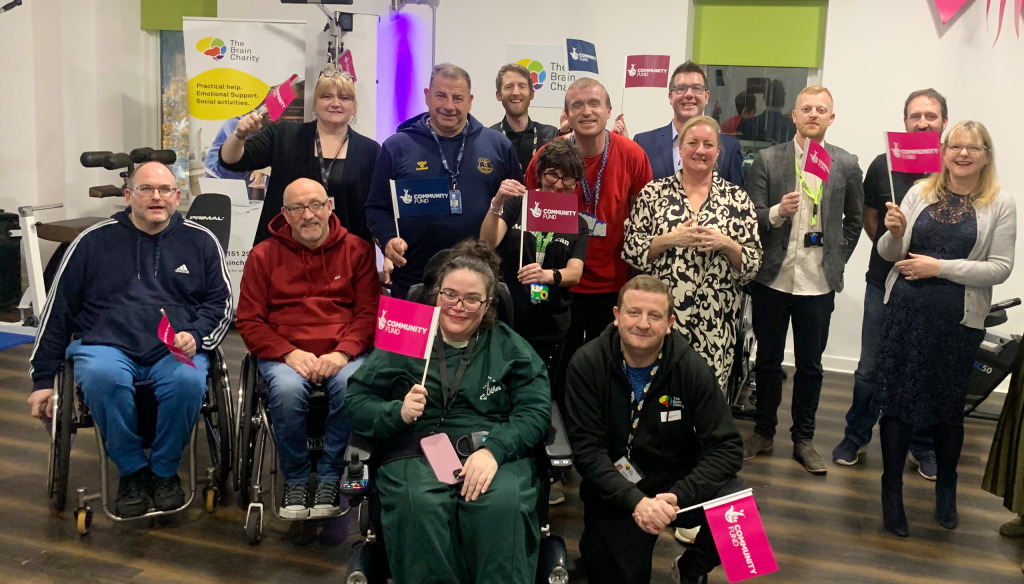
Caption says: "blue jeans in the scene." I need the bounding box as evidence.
[843,282,933,456]
[258,355,363,484]
[67,340,209,478]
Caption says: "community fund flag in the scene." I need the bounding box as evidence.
[566,38,599,73]
[374,296,440,360]
[157,310,196,368]
[391,177,454,219]
[258,73,300,121]
[703,489,777,582]
[624,55,670,88]
[802,139,832,184]
[523,190,579,233]
[886,131,942,173]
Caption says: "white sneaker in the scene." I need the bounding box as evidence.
[309,480,342,518]
[674,526,700,544]
[280,483,309,519]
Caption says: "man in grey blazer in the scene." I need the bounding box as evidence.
[633,61,745,186]
[742,86,863,475]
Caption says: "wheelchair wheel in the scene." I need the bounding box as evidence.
[245,507,263,545]
[237,354,260,508]
[48,365,75,513]
[203,349,233,488]
[75,507,92,535]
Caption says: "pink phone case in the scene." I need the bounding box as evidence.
[420,434,464,485]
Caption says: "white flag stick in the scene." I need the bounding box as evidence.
[389,179,401,240]
[883,131,897,204]
[675,488,754,515]
[519,192,527,271]
[419,307,441,386]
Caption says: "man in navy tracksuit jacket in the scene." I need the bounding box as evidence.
[28,162,232,518]
[365,63,522,299]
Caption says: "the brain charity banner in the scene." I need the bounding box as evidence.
[506,44,600,109]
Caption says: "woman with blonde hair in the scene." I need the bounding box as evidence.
[876,120,1017,537]
[221,66,381,245]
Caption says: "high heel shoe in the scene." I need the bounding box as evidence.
[882,483,909,537]
[935,485,958,529]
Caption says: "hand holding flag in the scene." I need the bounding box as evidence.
[255,73,304,121]
[157,309,196,368]
[676,488,778,582]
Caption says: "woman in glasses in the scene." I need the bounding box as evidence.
[346,238,550,584]
[220,66,380,247]
[479,139,588,412]
[623,116,762,394]
[876,120,1016,537]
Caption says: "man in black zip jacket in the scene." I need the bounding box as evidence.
[566,275,743,584]
[28,161,232,519]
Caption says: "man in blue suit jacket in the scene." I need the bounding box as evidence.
[633,61,744,187]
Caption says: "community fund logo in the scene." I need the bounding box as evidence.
[891,142,939,160]
[377,310,388,330]
[400,190,413,205]
[628,63,637,76]
[530,202,543,218]
[197,37,227,61]
[725,505,745,524]
[516,58,547,91]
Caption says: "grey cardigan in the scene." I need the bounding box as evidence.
[878,183,1017,329]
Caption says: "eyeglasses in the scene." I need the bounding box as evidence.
[282,199,329,216]
[131,185,177,196]
[541,170,578,188]
[437,289,488,312]
[945,143,987,155]
[670,83,708,95]
[321,65,353,82]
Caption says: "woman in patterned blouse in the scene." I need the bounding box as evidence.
[623,115,762,393]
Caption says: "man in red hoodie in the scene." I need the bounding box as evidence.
[237,177,382,519]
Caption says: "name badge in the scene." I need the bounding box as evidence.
[804,231,823,247]
[580,212,607,237]
[449,190,463,215]
[529,283,549,304]
[614,456,644,484]
[660,410,682,422]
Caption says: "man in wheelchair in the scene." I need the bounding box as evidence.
[27,161,232,518]
[237,177,381,519]
[345,239,551,584]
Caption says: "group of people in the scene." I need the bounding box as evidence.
[25,55,1017,584]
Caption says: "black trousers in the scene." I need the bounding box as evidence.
[580,476,745,584]
[553,292,617,410]
[750,282,835,442]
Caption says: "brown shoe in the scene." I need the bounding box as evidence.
[793,440,827,475]
[742,434,774,461]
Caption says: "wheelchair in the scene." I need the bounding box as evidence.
[46,347,234,534]
[235,352,345,544]
[338,256,573,584]
[728,290,757,419]
[966,298,1023,419]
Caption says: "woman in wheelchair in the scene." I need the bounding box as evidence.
[345,239,551,584]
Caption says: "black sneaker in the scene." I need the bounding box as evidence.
[310,480,341,518]
[151,473,185,511]
[281,483,309,519]
[115,468,151,518]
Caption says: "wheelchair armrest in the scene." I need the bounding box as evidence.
[345,432,373,463]
[985,310,1009,328]
[545,401,572,468]
[341,433,373,498]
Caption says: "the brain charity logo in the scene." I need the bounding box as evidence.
[197,37,227,61]
[725,505,746,524]
[517,58,547,91]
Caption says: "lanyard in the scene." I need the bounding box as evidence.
[314,127,348,191]
[500,119,539,159]
[533,231,554,265]
[427,117,468,190]
[433,332,478,432]
[571,130,610,214]
[794,155,823,227]
[622,351,661,457]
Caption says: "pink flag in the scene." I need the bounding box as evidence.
[374,296,440,359]
[704,489,778,583]
[934,0,971,24]
[339,49,357,81]
[624,55,671,88]
[802,139,831,184]
[523,190,579,233]
[157,310,196,368]
[264,74,298,121]
[886,131,942,173]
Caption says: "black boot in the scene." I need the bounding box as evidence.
[879,416,911,537]
[933,423,964,529]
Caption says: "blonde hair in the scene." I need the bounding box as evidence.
[679,115,721,146]
[313,72,357,112]
[919,120,999,207]
[798,85,834,104]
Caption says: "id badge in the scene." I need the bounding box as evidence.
[804,231,823,248]
[660,410,682,422]
[592,220,608,237]
[614,456,644,484]
[580,212,597,233]
[449,190,463,215]
[529,283,550,304]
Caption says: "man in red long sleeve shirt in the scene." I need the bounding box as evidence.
[237,178,382,519]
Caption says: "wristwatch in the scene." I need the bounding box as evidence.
[551,269,562,287]
[339,351,354,362]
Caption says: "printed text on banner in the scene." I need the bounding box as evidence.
[374,296,440,359]
[887,131,942,173]
[704,489,778,583]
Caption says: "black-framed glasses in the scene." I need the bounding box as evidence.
[945,143,987,155]
[437,289,489,312]
[282,199,329,216]
[670,83,708,95]
[131,185,177,196]
[541,170,578,188]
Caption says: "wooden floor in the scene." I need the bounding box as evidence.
[1,329,1021,583]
